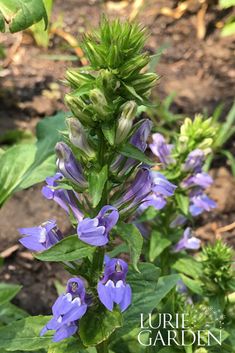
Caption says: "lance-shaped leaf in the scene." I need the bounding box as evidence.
[79,306,123,346]
[88,165,108,207]
[0,283,22,306]
[119,143,154,165]
[114,222,143,271]
[115,263,179,336]
[0,316,52,351]
[0,0,47,33]
[149,230,171,262]
[35,235,95,262]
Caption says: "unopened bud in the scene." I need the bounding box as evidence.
[89,89,110,118]
[178,135,189,152]
[115,101,137,143]
[67,118,95,159]
[198,138,213,150]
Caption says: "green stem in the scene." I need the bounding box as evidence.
[96,340,109,353]
[184,346,193,353]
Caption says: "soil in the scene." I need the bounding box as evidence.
[0,0,234,315]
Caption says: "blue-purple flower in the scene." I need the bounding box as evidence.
[77,206,119,246]
[141,171,177,210]
[114,168,152,213]
[18,220,62,252]
[182,172,213,189]
[111,119,152,175]
[97,257,132,312]
[42,173,83,221]
[183,149,205,173]
[170,214,187,228]
[55,142,87,187]
[41,278,87,342]
[149,133,174,166]
[173,227,201,252]
[189,191,217,216]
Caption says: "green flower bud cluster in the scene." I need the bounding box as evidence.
[64,18,158,152]
[177,115,218,154]
[200,240,235,295]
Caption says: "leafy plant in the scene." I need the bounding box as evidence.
[0,0,48,33]
[0,18,234,353]
[30,0,54,48]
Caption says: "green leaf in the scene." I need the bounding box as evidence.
[0,283,22,306]
[149,230,171,262]
[107,243,129,258]
[180,274,203,295]
[172,256,203,279]
[0,144,36,206]
[0,316,52,351]
[221,21,235,36]
[0,303,28,325]
[18,154,56,190]
[219,0,235,8]
[0,0,48,33]
[48,337,91,353]
[175,193,189,216]
[35,235,95,262]
[30,0,53,48]
[116,263,179,336]
[122,83,143,102]
[101,123,116,146]
[0,112,67,206]
[18,111,67,188]
[114,222,143,271]
[79,306,123,346]
[89,165,108,207]
[119,143,154,165]
[221,150,235,177]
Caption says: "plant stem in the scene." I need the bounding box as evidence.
[184,346,193,353]
[96,340,109,353]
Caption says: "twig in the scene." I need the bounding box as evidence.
[3,32,23,68]
[216,222,235,234]
[50,27,88,66]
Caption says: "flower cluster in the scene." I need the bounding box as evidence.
[17,19,176,344]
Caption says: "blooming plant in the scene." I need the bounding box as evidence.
[0,18,234,353]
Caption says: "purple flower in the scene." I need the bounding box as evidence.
[55,142,87,187]
[183,149,204,173]
[140,172,176,211]
[41,278,87,342]
[97,257,132,312]
[42,173,83,221]
[77,206,119,246]
[111,119,152,175]
[182,172,213,189]
[149,133,174,166]
[114,168,152,213]
[173,227,201,253]
[189,191,217,216]
[18,220,62,252]
[170,215,187,228]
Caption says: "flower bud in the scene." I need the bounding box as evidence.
[180,118,192,136]
[67,118,95,159]
[66,69,93,88]
[115,101,137,143]
[178,135,189,152]
[198,138,213,150]
[89,88,110,118]
[65,94,94,127]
